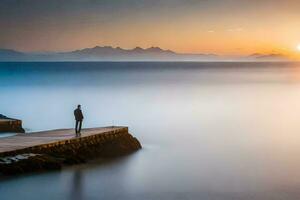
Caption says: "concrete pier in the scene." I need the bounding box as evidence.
[0,127,141,175]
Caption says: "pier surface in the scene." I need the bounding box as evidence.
[0,127,127,156]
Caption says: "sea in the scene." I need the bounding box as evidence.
[1,62,300,200]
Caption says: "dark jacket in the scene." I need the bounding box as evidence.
[74,108,84,121]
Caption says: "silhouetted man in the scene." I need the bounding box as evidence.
[74,105,84,137]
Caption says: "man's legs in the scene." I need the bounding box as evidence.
[75,120,79,136]
[78,120,82,135]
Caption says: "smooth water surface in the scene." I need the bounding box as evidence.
[1,62,300,200]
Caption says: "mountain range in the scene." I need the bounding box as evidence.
[0,46,291,61]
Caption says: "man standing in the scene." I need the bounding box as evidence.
[74,105,84,137]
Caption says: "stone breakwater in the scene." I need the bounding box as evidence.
[0,127,141,175]
[0,114,25,133]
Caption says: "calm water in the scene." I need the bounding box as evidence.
[1,62,300,200]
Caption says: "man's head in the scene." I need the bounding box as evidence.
[77,105,81,109]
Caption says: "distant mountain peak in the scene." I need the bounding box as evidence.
[145,47,163,52]
[247,53,289,61]
[129,46,174,54]
[0,48,23,55]
[148,46,162,50]
[92,45,113,49]
[116,47,124,50]
[132,47,144,52]
[76,46,175,53]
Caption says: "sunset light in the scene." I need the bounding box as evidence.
[1,0,300,58]
[4,1,300,200]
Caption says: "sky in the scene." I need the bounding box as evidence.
[1,0,300,57]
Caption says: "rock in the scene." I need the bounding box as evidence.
[0,114,25,133]
[0,154,62,175]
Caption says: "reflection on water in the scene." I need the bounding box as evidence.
[1,62,300,200]
[70,169,83,200]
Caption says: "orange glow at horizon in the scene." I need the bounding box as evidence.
[2,0,300,60]
[13,17,300,60]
